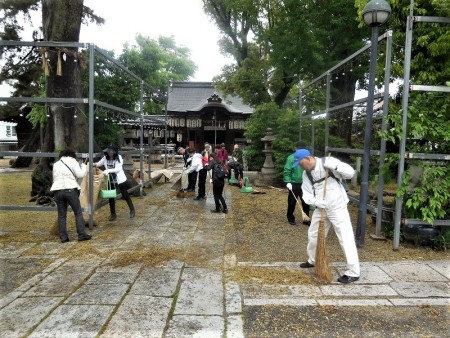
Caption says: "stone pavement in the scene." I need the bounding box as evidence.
[0,167,449,337]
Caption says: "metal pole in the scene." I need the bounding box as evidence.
[139,81,144,197]
[394,3,414,250]
[214,110,217,148]
[299,86,302,142]
[324,73,331,154]
[164,83,169,169]
[374,30,393,239]
[88,43,95,230]
[356,25,379,247]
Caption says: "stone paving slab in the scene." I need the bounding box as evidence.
[129,267,181,297]
[65,283,129,305]
[244,298,318,306]
[317,299,393,306]
[0,242,35,258]
[427,260,450,279]
[28,304,114,338]
[0,296,62,337]
[86,271,138,285]
[174,268,223,315]
[101,295,172,338]
[320,284,399,297]
[242,284,323,299]
[0,291,22,309]
[379,262,449,282]
[389,298,450,306]
[346,264,392,284]
[23,266,95,297]
[225,281,242,314]
[226,315,245,338]
[390,281,449,298]
[165,315,224,338]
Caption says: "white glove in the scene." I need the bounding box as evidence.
[103,169,109,176]
[324,157,339,171]
[286,183,293,190]
[315,198,327,209]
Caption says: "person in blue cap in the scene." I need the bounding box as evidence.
[283,142,310,226]
[293,149,360,284]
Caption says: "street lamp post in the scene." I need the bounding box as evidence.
[213,110,217,148]
[356,0,391,247]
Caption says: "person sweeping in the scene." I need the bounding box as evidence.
[284,142,311,226]
[294,149,360,284]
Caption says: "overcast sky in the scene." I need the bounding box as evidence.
[81,0,233,81]
[0,0,233,97]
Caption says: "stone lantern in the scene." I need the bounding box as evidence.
[259,128,277,184]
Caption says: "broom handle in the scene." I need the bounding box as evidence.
[322,153,331,200]
[290,189,304,214]
[320,154,331,218]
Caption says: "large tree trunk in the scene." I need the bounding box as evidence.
[31,0,87,196]
[329,73,358,148]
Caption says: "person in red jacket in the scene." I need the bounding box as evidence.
[216,143,229,163]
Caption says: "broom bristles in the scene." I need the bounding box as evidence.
[315,208,332,283]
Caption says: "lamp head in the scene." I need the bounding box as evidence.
[362,0,392,27]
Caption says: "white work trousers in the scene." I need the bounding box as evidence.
[307,205,360,277]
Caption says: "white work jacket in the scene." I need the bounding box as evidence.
[50,156,87,191]
[301,157,354,210]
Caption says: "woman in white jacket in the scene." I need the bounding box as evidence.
[50,149,91,243]
[93,144,135,221]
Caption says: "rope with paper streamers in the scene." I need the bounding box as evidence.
[38,47,87,76]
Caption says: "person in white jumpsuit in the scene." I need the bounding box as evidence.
[293,149,360,283]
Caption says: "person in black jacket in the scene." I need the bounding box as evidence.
[207,152,228,214]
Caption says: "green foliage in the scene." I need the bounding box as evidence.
[432,228,450,251]
[356,0,450,224]
[206,0,366,107]
[397,164,450,224]
[244,102,282,170]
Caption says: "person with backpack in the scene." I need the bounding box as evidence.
[93,144,135,221]
[207,152,228,214]
[284,142,310,226]
[293,148,360,284]
[195,142,211,200]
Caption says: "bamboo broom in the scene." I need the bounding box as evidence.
[315,155,332,283]
[289,189,311,222]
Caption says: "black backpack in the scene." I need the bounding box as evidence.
[214,162,228,179]
[305,157,349,194]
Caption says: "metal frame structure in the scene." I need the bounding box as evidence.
[299,30,393,248]
[392,2,450,249]
[299,13,450,249]
[0,40,168,229]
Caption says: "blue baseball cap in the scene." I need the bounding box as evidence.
[292,149,310,168]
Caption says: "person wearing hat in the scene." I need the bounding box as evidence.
[283,142,310,226]
[294,149,360,284]
[231,144,244,181]
[93,144,135,221]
